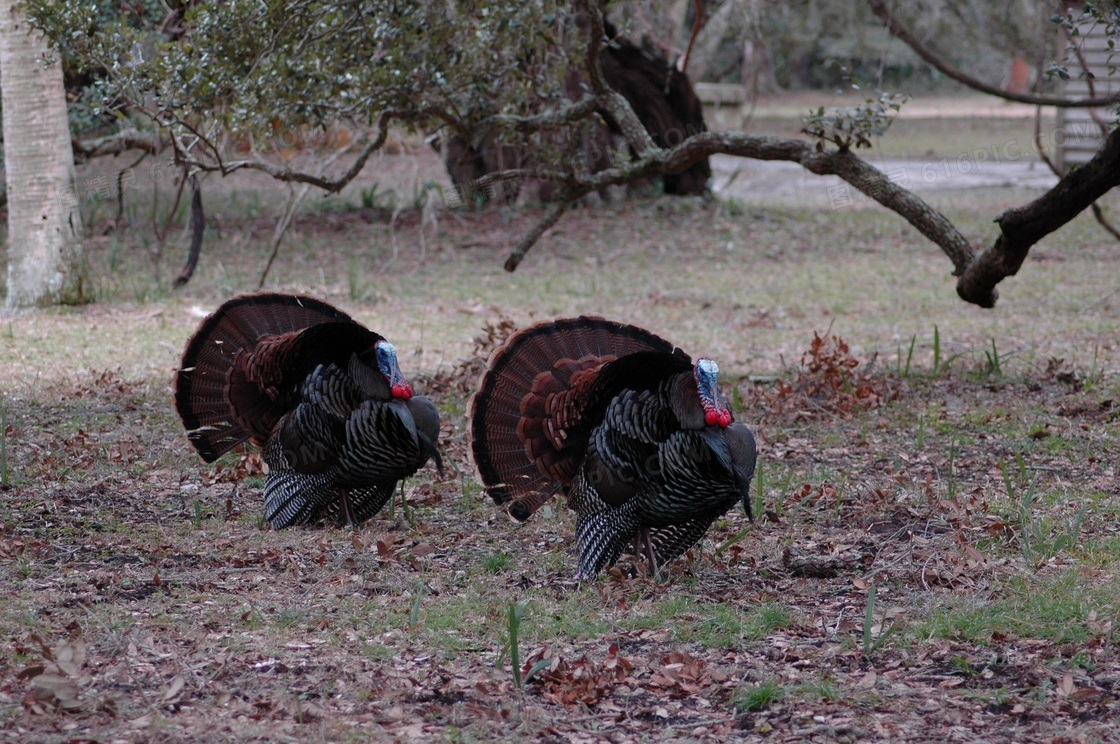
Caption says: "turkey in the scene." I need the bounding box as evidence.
[175,292,441,528]
[470,316,756,578]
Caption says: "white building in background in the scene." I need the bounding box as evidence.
[1056,11,1119,170]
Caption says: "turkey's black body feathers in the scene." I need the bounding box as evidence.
[471,316,756,577]
[175,292,440,528]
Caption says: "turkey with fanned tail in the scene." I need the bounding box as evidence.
[470,316,756,578]
[175,292,441,528]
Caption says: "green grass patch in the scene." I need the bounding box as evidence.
[734,679,787,712]
[623,597,792,648]
[916,570,1120,645]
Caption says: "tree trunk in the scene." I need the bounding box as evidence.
[1,0,85,309]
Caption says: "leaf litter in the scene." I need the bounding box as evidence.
[0,324,1117,742]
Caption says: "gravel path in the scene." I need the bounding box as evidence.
[711,152,1060,209]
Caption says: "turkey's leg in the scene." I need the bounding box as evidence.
[638,528,660,580]
[338,489,357,527]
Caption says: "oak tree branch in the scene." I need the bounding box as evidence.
[866,0,1120,108]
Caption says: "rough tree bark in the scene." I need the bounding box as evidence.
[959,125,1120,306]
[1,0,86,308]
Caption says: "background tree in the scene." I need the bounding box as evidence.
[1,0,86,308]
[22,0,1120,308]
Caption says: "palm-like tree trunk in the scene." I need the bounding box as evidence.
[1,0,85,308]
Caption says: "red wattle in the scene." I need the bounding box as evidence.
[705,409,719,426]
[719,410,732,428]
[392,383,413,399]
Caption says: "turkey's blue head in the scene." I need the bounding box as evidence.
[695,358,731,428]
[376,341,413,400]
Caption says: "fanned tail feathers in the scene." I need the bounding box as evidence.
[470,315,688,521]
[175,293,380,462]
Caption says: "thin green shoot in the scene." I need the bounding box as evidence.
[771,467,798,517]
[983,338,1002,378]
[1088,337,1101,388]
[862,583,898,659]
[946,438,958,502]
[932,325,942,375]
[862,583,877,657]
[409,579,425,632]
[388,482,414,524]
[930,325,961,377]
[900,334,916,377]
[715,525,754,557]
[503,599,527,689]
[497,599,552,690]
[1014,448,1028,483]
[441,447,475,502]
[193,499,203,529]
[0,404,8,486]
[751,457,766,520]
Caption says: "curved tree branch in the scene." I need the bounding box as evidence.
[504,198,572,272]
[679,0,705,74]
[866,0,1120,108]
[166,109,396,193]
[481,94,600,135]
[959,125,1120,306]
[173,175,204,288]
[72,130,165,163]
[496,130,975,277]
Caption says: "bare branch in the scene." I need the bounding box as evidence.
[173,176,204,288]
[474,167,574,191]
[1089,202,1120,241]
[504,198,572,272]
[866,0,1120,108]
[73,130,165,163]
[500,130,977,278]
[679,0,704,74]
[167,110,396,193]
[258,183,314,289]
[482,94,600,135]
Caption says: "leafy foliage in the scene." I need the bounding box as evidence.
[1050,1,1120,78]
[801,91,910,151]
[27,1,570,141]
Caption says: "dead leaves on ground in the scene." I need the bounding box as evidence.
[16,635,115,716]
[3,343,1120,741]
[524,643,733,733]
[750,332,900,420]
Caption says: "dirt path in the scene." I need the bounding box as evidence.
[711,153,1060,208]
